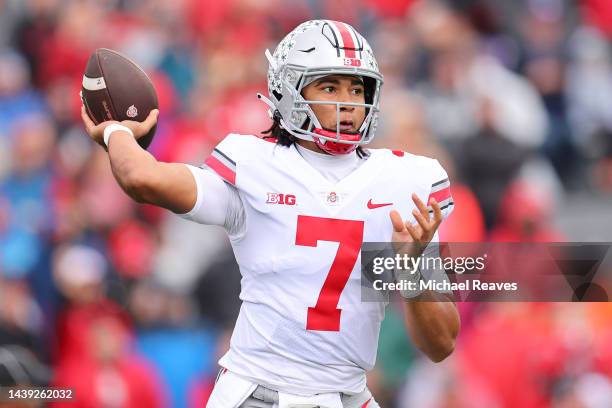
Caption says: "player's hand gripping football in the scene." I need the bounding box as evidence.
[390,193,443,257]
[81,106,159,147]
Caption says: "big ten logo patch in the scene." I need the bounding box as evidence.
[343,58,361,67]
[266,193,297,206]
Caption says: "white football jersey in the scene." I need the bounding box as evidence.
[197,134,453,395]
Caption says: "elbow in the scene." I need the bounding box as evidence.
[425,336,456,363]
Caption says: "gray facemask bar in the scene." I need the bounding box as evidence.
[292,101,379,144]
[267,63,383,145]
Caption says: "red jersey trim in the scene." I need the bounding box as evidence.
[205,155,236,185]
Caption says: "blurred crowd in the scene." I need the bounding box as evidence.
[0,0,612,407]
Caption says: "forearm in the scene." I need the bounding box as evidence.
[402,291,460,362]
[107,130,159,202]
[104,131,195,214]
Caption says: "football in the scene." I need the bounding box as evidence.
[81,48,158,149]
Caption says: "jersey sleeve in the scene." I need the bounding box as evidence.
[427,160,454,220]
[202,133,248,186]
[178,164,246,237]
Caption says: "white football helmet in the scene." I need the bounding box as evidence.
[258,20,383,155]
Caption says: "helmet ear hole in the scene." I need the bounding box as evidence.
[363,77,376,105]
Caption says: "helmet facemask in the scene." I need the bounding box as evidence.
[279,66,382,155]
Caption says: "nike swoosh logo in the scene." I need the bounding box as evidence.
[367,199,393,209]
[298,47,316,53]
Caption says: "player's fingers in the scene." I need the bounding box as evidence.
[142,109,159,131]
[389,210,406,233]
[412,209,430,232]
[412,193,430,222]
[430,198,443,225]
[404,221,421,242]
[81,105,95,131]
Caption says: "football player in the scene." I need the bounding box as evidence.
[81,20,459,408]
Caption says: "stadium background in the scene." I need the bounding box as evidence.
[1,0,612,406]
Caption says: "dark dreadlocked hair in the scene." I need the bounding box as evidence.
[261,110,369,159]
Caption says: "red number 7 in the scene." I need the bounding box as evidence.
[295,215,364,331]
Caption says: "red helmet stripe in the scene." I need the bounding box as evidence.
[331,21,356,58]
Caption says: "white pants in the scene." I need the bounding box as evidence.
[206,369,380,408]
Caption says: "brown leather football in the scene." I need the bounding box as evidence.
[81,48,158,149]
